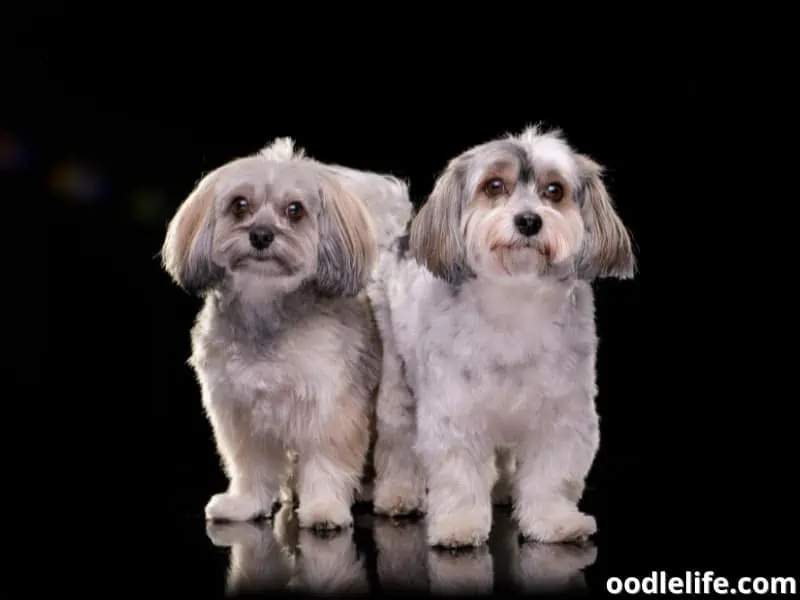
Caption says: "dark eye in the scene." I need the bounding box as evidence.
[543,183,564,202]
[231,196,249,217]
[286,202,305,221]
[483,178,508,199]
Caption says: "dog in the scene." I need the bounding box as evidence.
[369,125,635,547]
[161,138,410,530]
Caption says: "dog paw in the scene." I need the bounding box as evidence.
[297,499,353,530]
[373,478,426,517]
[519,509,596,544]
[427,510,491,548]
[205,493,266,522]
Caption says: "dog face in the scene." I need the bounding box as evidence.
[162,155,376,298]
[409,126,635,283]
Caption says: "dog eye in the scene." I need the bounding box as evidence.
[231,196,249,217]
[483,178,507,199]
[543,183,564,202]
[286,202,305,221]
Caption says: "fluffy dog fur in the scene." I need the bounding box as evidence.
[162,139,410,529]
[369,125,635,547]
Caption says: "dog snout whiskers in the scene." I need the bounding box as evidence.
[513,212,542,237]
[249,227,275,250]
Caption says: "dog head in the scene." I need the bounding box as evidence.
[161,149,377,298]
[409,125,635,284]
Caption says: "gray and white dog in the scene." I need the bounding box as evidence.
[161,138,410,530]
[369,125,635,547]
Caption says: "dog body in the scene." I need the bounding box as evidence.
[163,140,409,529]
[370,126,634,547]
[190,280,380,528]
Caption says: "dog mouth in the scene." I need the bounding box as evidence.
[237,253,294,274]
[490,240,534,251]
[248,252,275,262]
[491,241,554,263]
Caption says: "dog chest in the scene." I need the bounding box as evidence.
[236,337,345,401]
[200,319,354,418]
[406,293,594,425]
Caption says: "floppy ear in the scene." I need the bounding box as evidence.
[574,155,636,280]
[316,175,378,297]
[409,161,473,284]
[161,172,224,295]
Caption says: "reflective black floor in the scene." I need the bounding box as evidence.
[203,504,595,596]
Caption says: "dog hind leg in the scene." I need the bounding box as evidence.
[372,341,426,517]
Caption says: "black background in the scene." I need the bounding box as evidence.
[17,16,794,596]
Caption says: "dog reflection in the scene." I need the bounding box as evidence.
[208,507,596,594]
[208,505,368,595]
[514,540,597,592]
[373,516,429,591]
[491,508,597,593]
[206,520,293,595]
[429,544,495,595]
[286,527,369,594]
[374,511,596,594]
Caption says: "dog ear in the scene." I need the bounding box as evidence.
[316,175,378,297]
[574,155,636,280]
[161,171,225,295]
[409,161,473,284]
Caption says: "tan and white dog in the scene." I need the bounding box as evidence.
[162,139,410,529]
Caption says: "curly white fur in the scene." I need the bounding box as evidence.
[369,125,635,547]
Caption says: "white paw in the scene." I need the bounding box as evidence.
[426,508,491,548]
[373,477,426,517]
[297,498,353,530]
[519,507,596,543]
[205,493,266,522]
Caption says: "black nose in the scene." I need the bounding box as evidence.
[514,212,543,237]
[249,227,274,250]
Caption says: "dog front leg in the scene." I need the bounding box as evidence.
[204,405,287,522]
[513,403,599,543]
[295,408,370,530]
[373,344,426,516]
[417,409,495,548]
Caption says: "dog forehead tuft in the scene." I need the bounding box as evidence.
[259,137,307,162]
